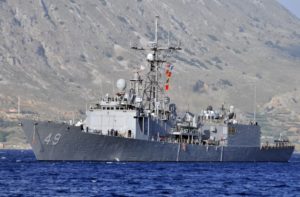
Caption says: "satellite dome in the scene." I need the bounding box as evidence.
[147,53,154,61]
[229,105,234,113]
[116,79,126,91]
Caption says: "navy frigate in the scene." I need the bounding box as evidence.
[20,17,294,162]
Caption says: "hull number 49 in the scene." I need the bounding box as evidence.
[44,133,62,145]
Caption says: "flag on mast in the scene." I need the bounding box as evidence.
[165,63,174,91]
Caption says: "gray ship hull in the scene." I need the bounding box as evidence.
[21,120,294,162]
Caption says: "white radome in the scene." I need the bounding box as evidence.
[147,53,154,61]
[116,78,126,91]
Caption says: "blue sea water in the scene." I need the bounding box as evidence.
[0,150,300,197]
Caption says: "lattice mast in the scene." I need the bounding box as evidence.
[131,16,181,119]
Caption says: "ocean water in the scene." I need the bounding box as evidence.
[0,150,299,197]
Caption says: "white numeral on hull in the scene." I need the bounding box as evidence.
[44,133,62,145]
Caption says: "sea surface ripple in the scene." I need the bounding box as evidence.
[0,150,299,196]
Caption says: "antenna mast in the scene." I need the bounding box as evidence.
[155,16,159,44]
[17,96,20,115]
[253,84,257,123]
[131,16,181,118]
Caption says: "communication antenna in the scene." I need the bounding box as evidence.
[253,60,257,123]
[112,81,115,95]
[168,31,170,46]
[72,111,75,125]
[100,81,103,98]
[155,15,159,44]
[253,84,257,123]
[17,96,20,115]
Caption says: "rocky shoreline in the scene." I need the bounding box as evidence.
[0,143,31,150]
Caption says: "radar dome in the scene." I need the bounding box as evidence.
[116,79,126,91]
[147,53,154,61]
[229,105,234,113]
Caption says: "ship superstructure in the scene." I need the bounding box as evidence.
[84,16,180,141]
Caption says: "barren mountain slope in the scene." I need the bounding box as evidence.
[0,0,299,149]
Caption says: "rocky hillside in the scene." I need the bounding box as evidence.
[0,0,300,150]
